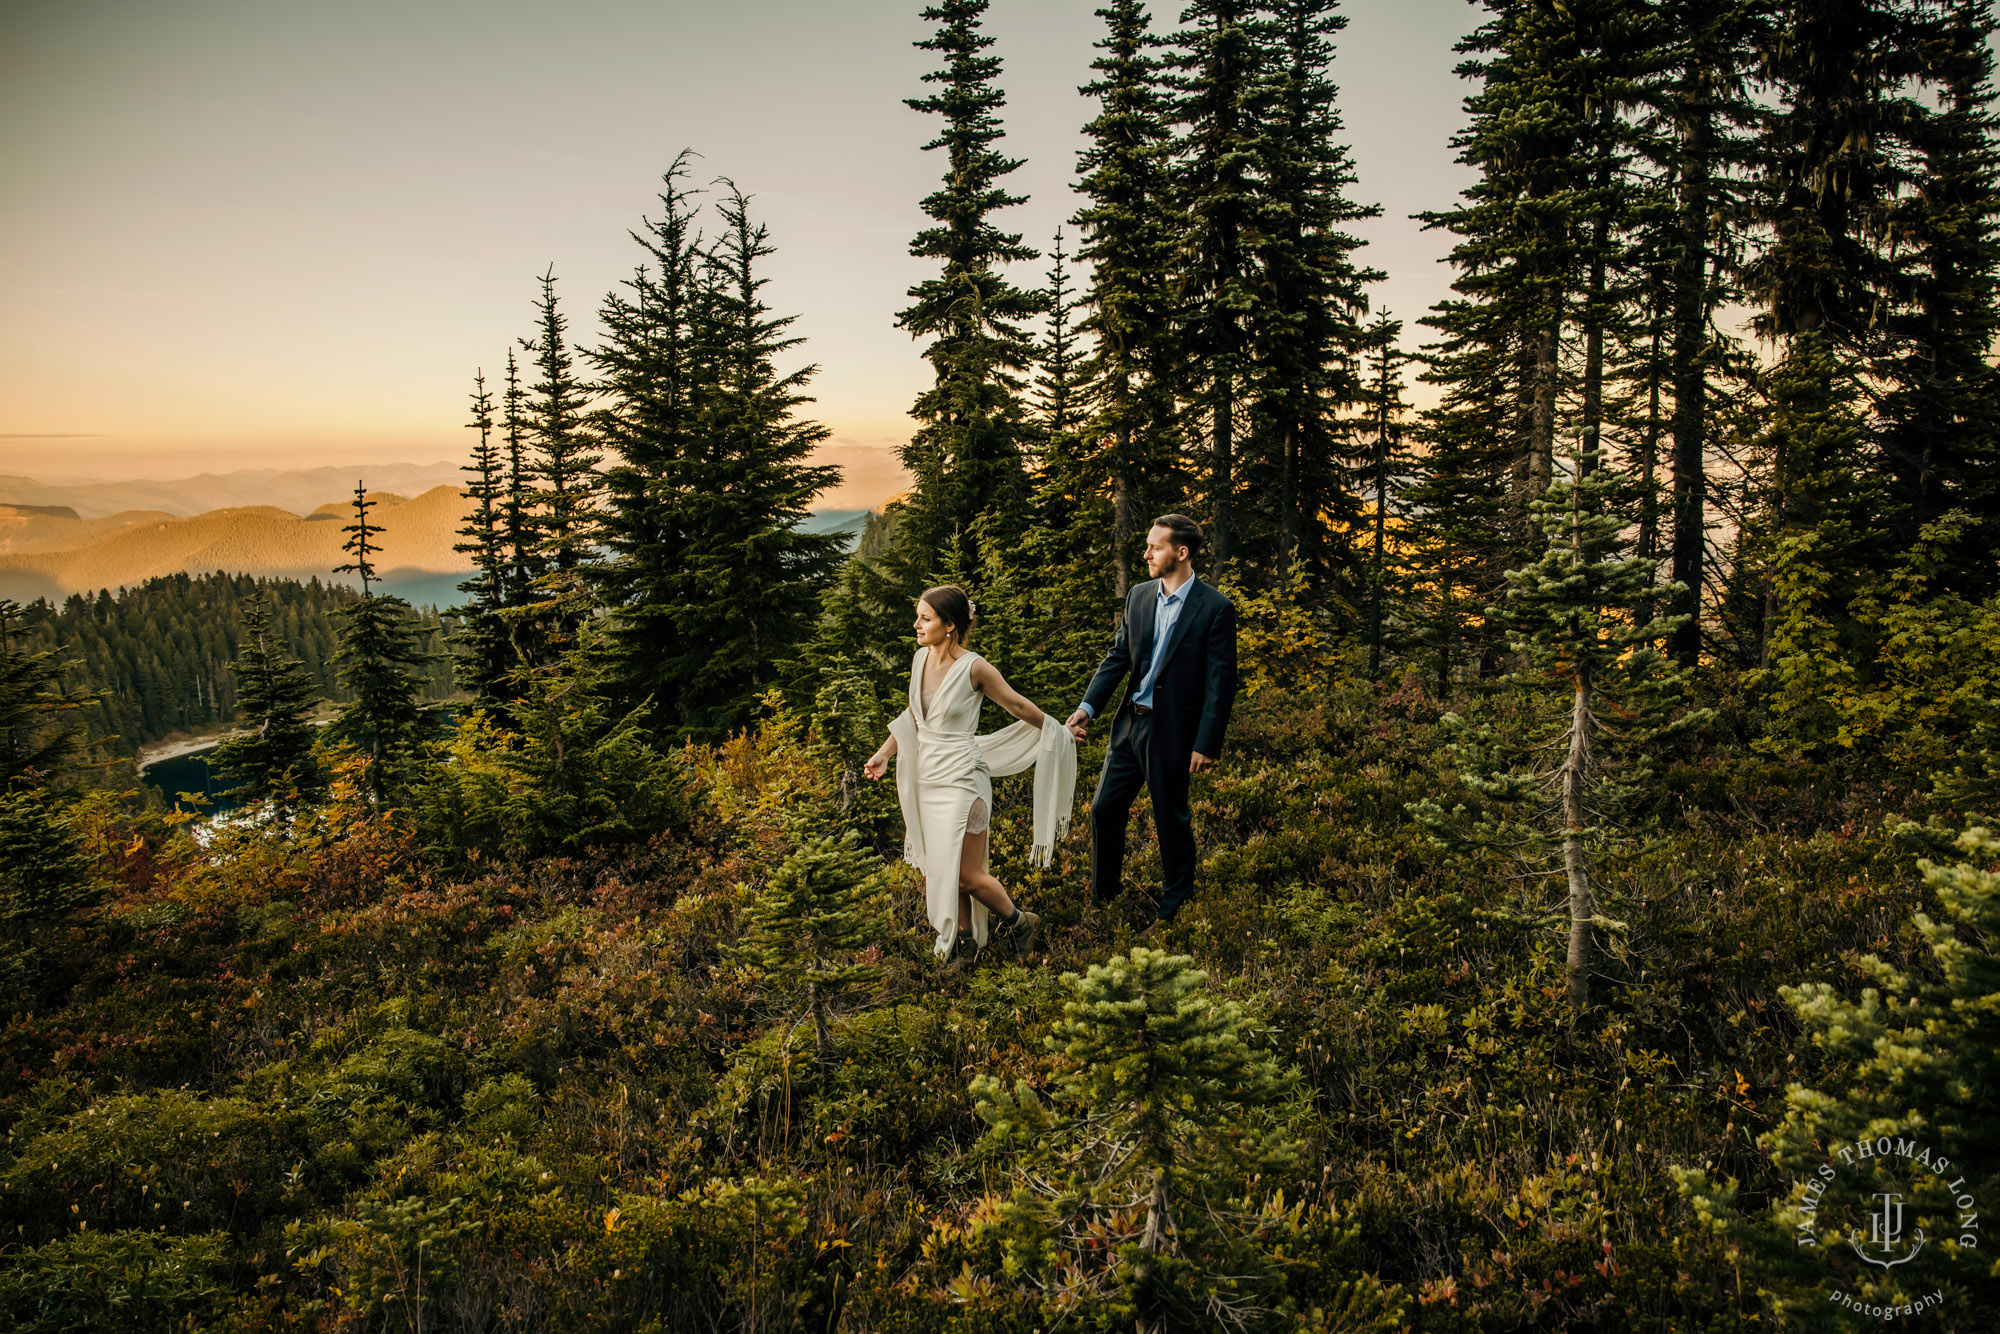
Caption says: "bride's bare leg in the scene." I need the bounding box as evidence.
[957,825,1015,921]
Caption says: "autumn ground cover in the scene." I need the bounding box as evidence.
[3,666,1981,1333]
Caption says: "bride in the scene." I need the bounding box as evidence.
[862,584,1076,973]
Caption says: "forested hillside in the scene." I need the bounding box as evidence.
[9,573,454,758]
[3,1,1999,1331]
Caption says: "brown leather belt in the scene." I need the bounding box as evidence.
[1132,704,1152,716]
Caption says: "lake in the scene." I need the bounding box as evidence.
[143,749,237,814]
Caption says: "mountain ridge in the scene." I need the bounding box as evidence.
[0,486,469,605]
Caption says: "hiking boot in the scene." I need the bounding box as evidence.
[1004,909,1044,958]
[941,932,981,977]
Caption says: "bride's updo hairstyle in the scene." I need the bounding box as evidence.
[921,584,976,645]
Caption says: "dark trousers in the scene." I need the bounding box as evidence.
[1089,708,1197,919]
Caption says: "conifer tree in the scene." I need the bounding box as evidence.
[1742,334,1879,750]
[1879,0,2000,594]
[677,185,843,738]
[0,600,101,788]
[328,482,431,800]
[1738,0,1928,668]
[1647,0,1761,664]
[594,178,842,740]
[733,827,889,1068]
[517,268,601,647]
[1413,450,1708,1011]
[1676,826,2000,1325]
[0,786,98,994]
[1169,0,1274,578]
[452,369,513,702]
[0,607,103,990]
[1030,228,1085,444]
[1072,0,1184,598]
[414,624,686,862]
[1359,315,1412,680]
[1004,226,1124,694]
[499,349,542,613]
[1746,0,1922,350]
[1408,0,1590,680]
[211,593,321,804]
[894,0,1045,584]
[1243,0,1380,597]
[970,948,1321,1331]
[593,154,709,725]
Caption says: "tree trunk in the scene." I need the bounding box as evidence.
[1580,106,1612,472]
[1369,412,1390,681]
[1670,85,1714,666]
[1563,660,1593,1013]
[1527,302,1561,503]
[1212,385,1233,575]
[1134,1167,1173,1334]
[1113,424,1135,601]
[1636,318,1665,569]
[1280,420,1299,582]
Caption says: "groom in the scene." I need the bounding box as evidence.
[1064,514,1238,931]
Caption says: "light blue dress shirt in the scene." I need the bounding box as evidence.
[1080,576,1196,719]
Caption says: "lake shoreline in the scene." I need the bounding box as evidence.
[137,732,240,771]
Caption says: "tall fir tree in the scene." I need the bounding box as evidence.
[1359,315,1413,681]
[1030,228,1086,444]
[592,153,710,725]
[663,184,844,739]
[592,175,842,740]
[517,268,601,650]
[1242,0,1381,598]
[1878,0,2000,595]
[451,369,514,703]
[328,482,431,800]
[893,0,1045,585]
[499,348,542,616]
[211,592,322,804]
[1072,0,1185,599]
[1739,0,1932,679]
[1168,0,1274,578]
[1647,0,1762,663]
[1407,0,1590,684]
[0,600,101,789]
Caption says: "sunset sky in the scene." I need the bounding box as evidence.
[2,0,1476,503]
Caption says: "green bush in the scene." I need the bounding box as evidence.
[0,1229,233,1333]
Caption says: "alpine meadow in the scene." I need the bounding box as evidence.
[11,1,2000,1331]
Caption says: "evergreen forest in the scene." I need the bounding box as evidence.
[4,1,2000,1330]
[7,574,454,761]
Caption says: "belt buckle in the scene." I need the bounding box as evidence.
[1133,704,1151,716]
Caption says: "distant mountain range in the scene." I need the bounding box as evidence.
[0,468,881,608]
[0,487,470,606]
[0,463,469,520]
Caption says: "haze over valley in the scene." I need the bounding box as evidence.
[0,447,901,606]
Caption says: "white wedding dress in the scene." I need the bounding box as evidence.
[886,648,1077,956]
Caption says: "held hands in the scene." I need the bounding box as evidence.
[1064,708,1090,743]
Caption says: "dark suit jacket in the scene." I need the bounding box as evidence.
[1081,576,1239,761]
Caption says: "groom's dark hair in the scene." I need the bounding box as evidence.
[1152,513,1203,561]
